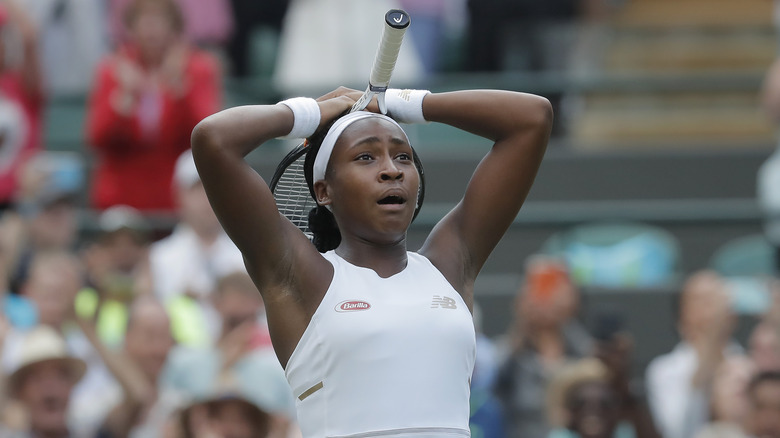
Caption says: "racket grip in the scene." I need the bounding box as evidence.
[369,9,410,90]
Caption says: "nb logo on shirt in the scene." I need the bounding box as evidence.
[431,295,457,309]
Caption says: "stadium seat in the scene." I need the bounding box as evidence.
[709,233,775,277]
[540,221,682,289]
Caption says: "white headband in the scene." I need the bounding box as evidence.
[312,112,408,183]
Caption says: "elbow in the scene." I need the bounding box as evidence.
[528,95,554,130]
[503,93,554,138]
[190,115,222,157]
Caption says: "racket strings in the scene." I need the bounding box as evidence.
[273,155,318,238]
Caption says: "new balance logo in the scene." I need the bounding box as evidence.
[399,89,412,102]
[431,295,457,309]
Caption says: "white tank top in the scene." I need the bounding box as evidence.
[285,251,476,438]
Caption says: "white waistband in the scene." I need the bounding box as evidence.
[328,427,470,438]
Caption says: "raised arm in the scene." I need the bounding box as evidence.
[419,90,553,301]
[191,97,347,281]
[190,94,354,362]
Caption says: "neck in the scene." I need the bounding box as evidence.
[336,236,408,278]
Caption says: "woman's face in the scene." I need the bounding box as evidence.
[128,3,177,61]
[315,118,419,244]
[566,381,621,438]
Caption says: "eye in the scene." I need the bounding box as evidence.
[356,153,373,161]
[396,153,412,161]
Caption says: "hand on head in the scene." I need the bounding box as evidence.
[314,86,382,129]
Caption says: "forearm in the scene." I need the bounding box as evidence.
[623,396,662,438]
[76,319,153,403]
[98,399,143,438]
[193,95,352,159]
[192,104,294,159]
[421,90,553,142]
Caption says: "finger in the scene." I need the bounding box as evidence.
[317,95,355,129]
[316,86,361,102]
[366,94,381,113]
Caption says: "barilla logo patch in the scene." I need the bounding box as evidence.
[336,300,371,312]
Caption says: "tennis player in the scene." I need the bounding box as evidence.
[191,86,552,437]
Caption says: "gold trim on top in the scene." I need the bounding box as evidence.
[298,381,324,401]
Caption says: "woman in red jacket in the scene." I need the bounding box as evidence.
[86,0,221,212]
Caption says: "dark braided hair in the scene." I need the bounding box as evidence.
[303,113,426,253]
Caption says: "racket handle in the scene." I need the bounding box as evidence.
[369,9,410,90]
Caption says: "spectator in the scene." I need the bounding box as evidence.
[149,150,245,345]
[0,0,44,208]
[470,303,505,438]
[645,270,742,438]
[2,325,87,438]
[80,296,188,438]
[0,312,22,432]
[694,356,755,438]
[495,256,593,438]
[164,272,296,428]
[465,0,610,72]
[396,0,467,75]
[86,0,221,212]
[759,55,780,273]
[273,0,422,95]
[743,371,780,438]
[10,151,83,293]
[109,0,234,52]
[20,0,107,96]
[3,251,91,371]
[0,218,35,331]
[225,0,287,77]
[749,320,780,372]
[546,355,659,438]
[173,390,275,438]
[76,205,153,348]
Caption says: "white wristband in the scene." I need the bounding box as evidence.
[385,88,430,124]
[277,97,321,139]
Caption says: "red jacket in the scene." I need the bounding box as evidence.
[0,72,43,204]
[86,46,220,211]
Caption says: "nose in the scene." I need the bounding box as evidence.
[379,158,403,181]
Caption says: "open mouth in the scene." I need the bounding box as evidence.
[377,195,406,205]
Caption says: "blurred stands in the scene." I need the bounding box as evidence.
[569,0,777,149]
[37,0,779,374]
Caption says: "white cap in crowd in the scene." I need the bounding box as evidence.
[173,149,200,190]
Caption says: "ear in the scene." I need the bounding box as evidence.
[313,181,331,206]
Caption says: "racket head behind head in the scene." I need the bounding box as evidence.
[269,140,317,239]
[270,136,426,241]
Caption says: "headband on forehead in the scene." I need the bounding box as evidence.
[312,112,408,183]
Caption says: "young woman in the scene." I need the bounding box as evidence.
[191,86,552,437]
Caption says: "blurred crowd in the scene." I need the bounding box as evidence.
[483,259,780,438]
[0,0,777,438]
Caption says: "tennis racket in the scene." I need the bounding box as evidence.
[270,9,411,238]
